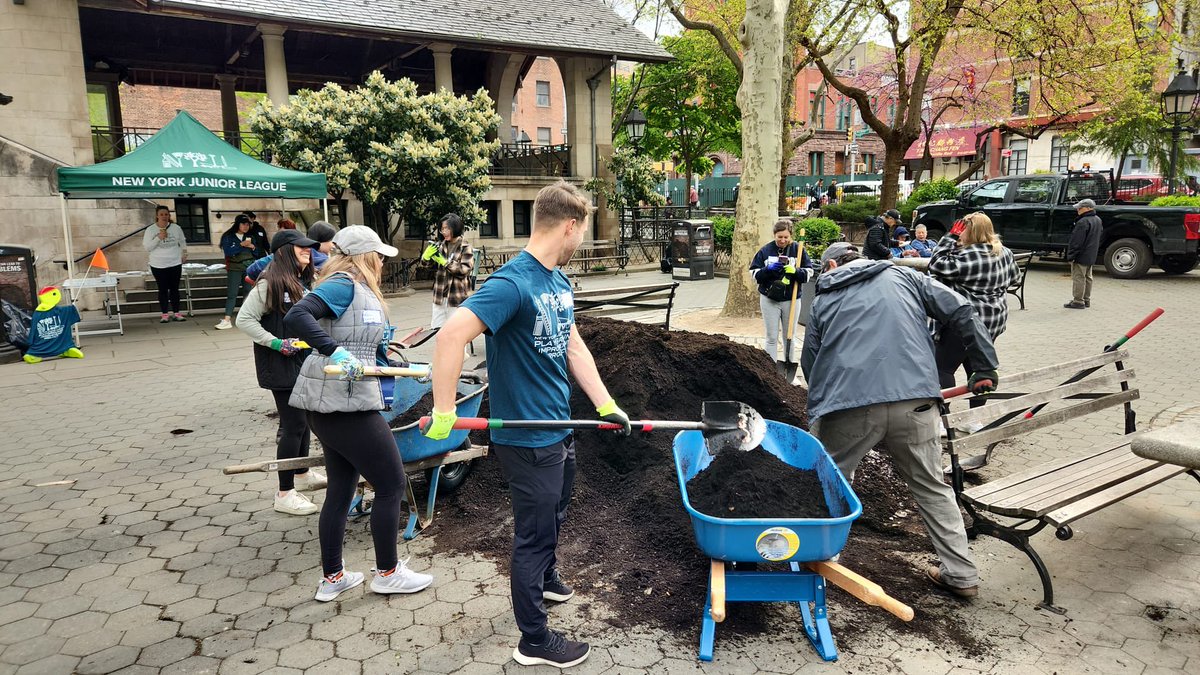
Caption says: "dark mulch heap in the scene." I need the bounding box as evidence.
[429,316,990,655]
[390,392,435,428]
[687,447,830,520]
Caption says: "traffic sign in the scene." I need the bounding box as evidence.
[1001,148,1013,158]
[849,143,858,151]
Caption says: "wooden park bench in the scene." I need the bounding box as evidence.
[563,240,630,275]
[574,282,679,329]
[1006,251,1035,310]
[941,348,1200,614]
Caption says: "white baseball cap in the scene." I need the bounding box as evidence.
[332,225,398,258]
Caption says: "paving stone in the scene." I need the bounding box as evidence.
[415,643,473,673]
[61,629,124,657]
[201,629,257,659]
[161,655,221,675]
[0,617,51,645]
[76,645,139,675]
[137,637,199,668]
[303,658,362,675]
[276,640,333,670]
[0,635,67,666]
[217,648,278,674]
[120,619,182,648]
[14,654,80,675]
[334,632,388,661]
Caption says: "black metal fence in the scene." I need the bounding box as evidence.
[91,126,267,163]
[489,143,571,177]
[619,206,705,264]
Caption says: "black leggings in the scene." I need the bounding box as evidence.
[151,264,182,314]
[270,390,311,492]
[306,410,404,576]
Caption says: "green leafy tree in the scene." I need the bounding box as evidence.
[636,30,741,192]
[250,72,500,241]
[584,145,667,213]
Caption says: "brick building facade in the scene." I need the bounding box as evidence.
[509,57,567,145]
[116,84,260,131]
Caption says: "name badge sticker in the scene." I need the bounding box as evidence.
[361,309,383,325]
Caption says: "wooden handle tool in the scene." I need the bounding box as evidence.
[323,365,431,378]
[805,560,914,621]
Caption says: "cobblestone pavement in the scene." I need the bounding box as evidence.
[0,262,1197,674]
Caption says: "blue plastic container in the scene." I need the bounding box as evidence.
[673,421,861,563]
[381,371,487,462]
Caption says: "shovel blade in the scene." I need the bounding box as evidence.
[701,401,767,455]
[775,359,799,383]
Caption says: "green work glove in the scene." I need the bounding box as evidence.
[968,370,999,395]
[597,398,632,436]
[421,244,439,261]
[422,409,457,441]
[431,254,448,266]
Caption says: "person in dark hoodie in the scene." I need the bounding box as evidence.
[749,220,814,363]
[1064,199,1103,309]
[245,221,338,283]
[863,212,894,260]
[802,242,1000,598]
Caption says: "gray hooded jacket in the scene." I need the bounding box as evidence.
[801,259,999,422]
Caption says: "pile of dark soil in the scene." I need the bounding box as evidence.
[390,392,435,428]
[430,317,989,655]
[687,447,830,519]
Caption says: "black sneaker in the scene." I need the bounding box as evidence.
[513,631,590,668]
[543,569,574,603]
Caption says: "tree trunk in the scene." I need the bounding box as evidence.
[722,0,787,318]
[878,143,905,210]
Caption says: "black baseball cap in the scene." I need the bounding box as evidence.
[271,229,318,250]
[884,209,901,220]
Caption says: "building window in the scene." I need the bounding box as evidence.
[835,99,853,131]
[511,126,518,142]
[711,159,725,177]
[405,220,426,239]
[809,91,826,128]
[808,151,825,175]
[480,201,499,238]
[174,199,210,244]
[1006,139,1028,175]
[1012,78,1031,116]
[860,153,875,173]
[1131,158,1144,171]
[537,127,551,145]
[848,56,857,72]
[513,200,533,237]
[1049,136,1071,173]
[536,81,551,107]
[887,101,896,124]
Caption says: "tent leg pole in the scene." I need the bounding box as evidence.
[61,195,75,281]
[323,198,328,223]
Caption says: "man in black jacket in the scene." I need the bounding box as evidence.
[864,209,900,260]
[1065,199,1103,309]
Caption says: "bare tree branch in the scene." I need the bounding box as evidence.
[665,0,743,75]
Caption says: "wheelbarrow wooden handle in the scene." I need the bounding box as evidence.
[420,417,706,432]
[710,560,726,622]
[323,365,431,378]
[223,456,326,475]
[804,561,914,622]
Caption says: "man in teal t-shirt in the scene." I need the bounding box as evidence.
[424,182,630,669]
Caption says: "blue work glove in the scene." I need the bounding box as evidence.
[270,338,304,356]
[422,409,457,441]
[597,398,632,436]
[765,260,784,273]
[421,244,439,261]
[330,347,365,381]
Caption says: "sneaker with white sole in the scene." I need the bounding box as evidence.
[314,569,364,602]
[513,630,590,668]
[214,318,232,330]
[370,558,433,594]
[294,470,328,491]
[274,490,319,516]
[543,569,574,603]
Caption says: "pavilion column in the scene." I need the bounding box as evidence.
[430,43,455,93]
[486,53,524,142]
[557,56,614,239]
[259,24,289,108]
[214,74,240,145]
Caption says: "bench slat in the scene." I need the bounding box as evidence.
[947,390,1138,454]
[1045,463,1190,528]
[963,441,1132,501]
[574,283,678,297]
[983,453,1150,516]
[979,349,1130,393]
[943,369,1136,428]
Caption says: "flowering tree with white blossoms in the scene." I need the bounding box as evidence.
[250,72,501,240]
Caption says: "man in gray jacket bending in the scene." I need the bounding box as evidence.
[801,243,1000,598]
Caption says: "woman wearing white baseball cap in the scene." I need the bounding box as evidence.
[284,225,434,602]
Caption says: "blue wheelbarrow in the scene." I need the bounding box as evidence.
[675,420,913,662]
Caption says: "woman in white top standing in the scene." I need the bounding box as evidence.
[142,205,188,323]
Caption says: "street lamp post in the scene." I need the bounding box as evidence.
[1160,70,1199,195]
[623,107,647,147]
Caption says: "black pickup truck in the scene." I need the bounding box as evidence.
[910,171,1200,278]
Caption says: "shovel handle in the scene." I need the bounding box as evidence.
[941,385,969,399]
[805,561,914,622]
[419,417,705,432]
[323,365,431,378]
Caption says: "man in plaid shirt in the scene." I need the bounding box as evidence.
[423,213,475,328]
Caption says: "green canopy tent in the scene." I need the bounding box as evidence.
[56,110,328,279]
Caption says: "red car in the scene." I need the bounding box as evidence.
[1115,175,1169,201]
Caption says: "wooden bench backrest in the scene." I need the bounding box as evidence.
[943,349,1138,456]
[574,282,679,329]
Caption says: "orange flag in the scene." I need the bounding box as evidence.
[90,247,109,271]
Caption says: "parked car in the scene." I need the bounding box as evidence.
[1115,175,1169,202]
[838,179,914,200]
[911,170,1200,278]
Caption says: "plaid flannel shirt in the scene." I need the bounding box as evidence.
[928,235,1019,339]
[431,239,474,307]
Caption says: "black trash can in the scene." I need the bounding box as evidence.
[0,244,37,363]
[670,219,715,281]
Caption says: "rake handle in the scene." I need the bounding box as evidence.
[419,417,706,432]
[323,365,431,378]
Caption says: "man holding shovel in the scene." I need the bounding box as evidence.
[802,243,1000,598]
[423,181,630,669]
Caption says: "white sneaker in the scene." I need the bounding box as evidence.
[294,470,328,491]
[214,319,232,330]
[274,490,319,516]
[314,569,365,602]
[370,558,433,594]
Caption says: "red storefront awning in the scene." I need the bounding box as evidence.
[904,127,986,160]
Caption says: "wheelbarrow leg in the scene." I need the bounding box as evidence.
[699,560,723,662]
[792,562,837,661]
[402,466,441,540]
